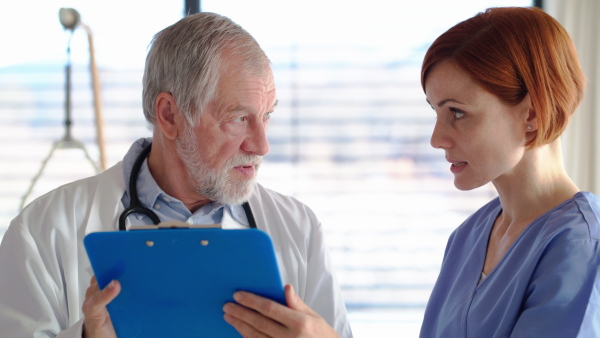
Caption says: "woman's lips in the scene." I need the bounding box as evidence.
[450,161,467,174]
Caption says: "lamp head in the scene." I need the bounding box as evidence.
[59,8,81,30]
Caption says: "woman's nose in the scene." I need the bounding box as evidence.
[430,121,451,150]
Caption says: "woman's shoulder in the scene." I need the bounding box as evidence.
[572,191,600,221]
[531,191,600,245]
[562,191,600,239]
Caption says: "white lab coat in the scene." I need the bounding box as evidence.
[0,162,352,338]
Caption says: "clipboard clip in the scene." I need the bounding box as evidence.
[130,220,221,230]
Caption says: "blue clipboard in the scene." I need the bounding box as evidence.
[84,228,285,338]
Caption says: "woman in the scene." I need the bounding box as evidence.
[420,6,600,337]
[223,6,600,338]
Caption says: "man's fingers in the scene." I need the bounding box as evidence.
[85,276,98,299]
[283,284,316,315]
[94,280,120,308]
[81,278,120,338]
[100,280,120,303]
[224,313,267,338]
[224,304,277,338]
[83,279,121,317]
[223,302,286,338]
[233,290,301,326]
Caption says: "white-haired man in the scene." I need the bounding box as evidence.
[0,12,352,338]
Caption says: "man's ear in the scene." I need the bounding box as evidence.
[155,92,181,140]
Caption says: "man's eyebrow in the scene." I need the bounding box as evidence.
[269,100,279,111]
[224,100,279,114]
[224,105,245,115]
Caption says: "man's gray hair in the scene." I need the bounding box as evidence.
[142,12,269,127]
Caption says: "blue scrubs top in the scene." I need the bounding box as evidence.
[420,191,600,338]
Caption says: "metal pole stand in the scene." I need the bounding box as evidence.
[20,29,100,210]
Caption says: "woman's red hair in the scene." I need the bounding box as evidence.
[421,7,585,147]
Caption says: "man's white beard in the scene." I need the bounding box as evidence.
[176,124,261,205]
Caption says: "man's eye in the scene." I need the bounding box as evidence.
[264,112,272,119]
[233,116,246,122]
[451,108,465,120]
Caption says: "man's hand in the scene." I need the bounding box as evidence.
[81,276,120,338]
[223,284,340,338]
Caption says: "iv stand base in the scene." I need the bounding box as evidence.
[19,137,100,211]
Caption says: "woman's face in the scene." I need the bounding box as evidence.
[424,59,532,191]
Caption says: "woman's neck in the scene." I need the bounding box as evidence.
[492,139,579,226]
[483,140,579,274]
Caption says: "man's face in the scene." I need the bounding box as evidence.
[176,60,276,205]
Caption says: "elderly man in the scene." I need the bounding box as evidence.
[0,12,352,337]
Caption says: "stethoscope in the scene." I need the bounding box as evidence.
[118,142,257,231]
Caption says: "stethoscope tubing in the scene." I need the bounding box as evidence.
[119,143,160,230]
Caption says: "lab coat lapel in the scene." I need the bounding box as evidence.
[84,162,127,234]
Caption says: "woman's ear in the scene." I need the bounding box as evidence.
[155,92,182,140]
[522,93,537,132]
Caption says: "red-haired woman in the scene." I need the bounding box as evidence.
[223,6,600,338]
[420,6,600,337]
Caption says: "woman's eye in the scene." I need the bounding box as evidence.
[451,108,465,120]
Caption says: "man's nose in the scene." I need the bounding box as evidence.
[243,121,270,156]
